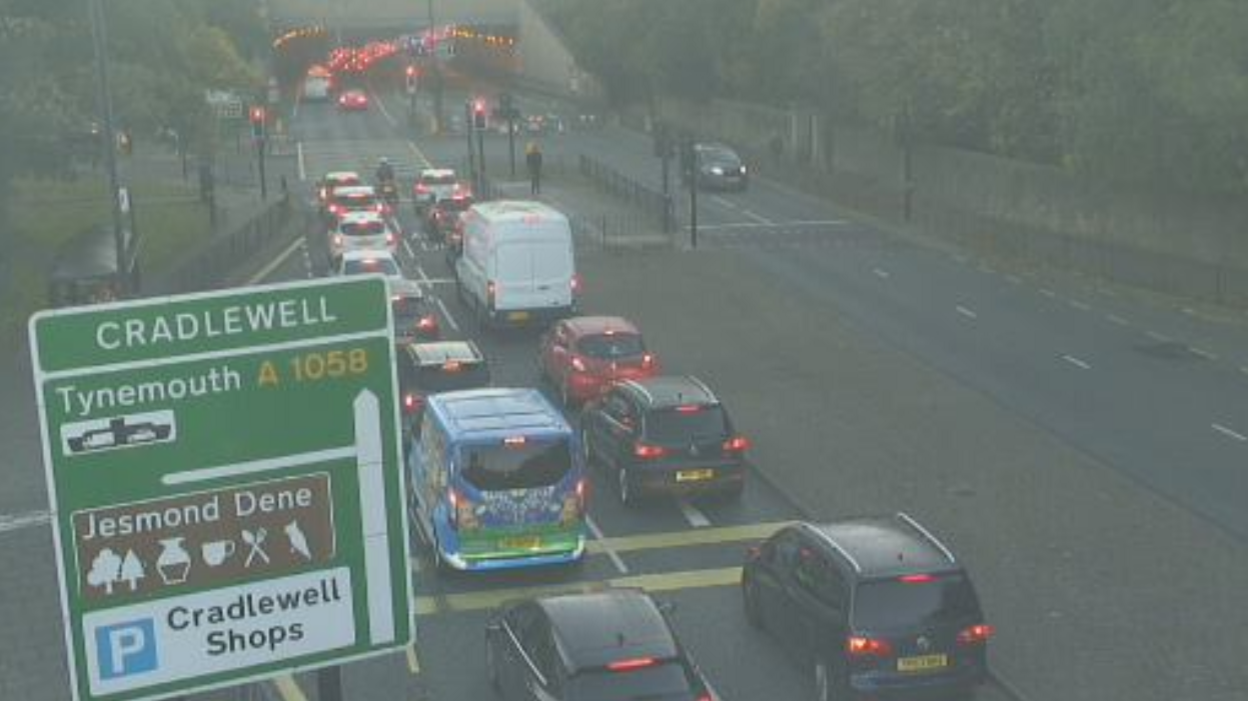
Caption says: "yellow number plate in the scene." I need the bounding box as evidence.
[507,311,531,322]
[499,536,541,550]
[897,654,948,672]
[675,469,714,482]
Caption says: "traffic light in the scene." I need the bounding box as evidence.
[249,106,266,139]
[405,65,419,94]
[472,99,487,130]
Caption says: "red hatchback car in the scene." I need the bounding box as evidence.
[539,316,659,407]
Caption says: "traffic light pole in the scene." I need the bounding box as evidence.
[465,101,477,188]
[256,136,268,201]
[476,119,487,194]
[426,0,443,133]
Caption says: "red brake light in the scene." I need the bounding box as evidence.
[386,233,395,245]
[570,356,587,373]
[641,353,656,369]
[486,281,496,308]
[723,435,751,452]
[441,360,461,372]
[898,574,935,584]
[415,183,429,193]
[846,636,892,657]
[575,478,587,501]
[333,234,343,246]
[607,657,657,672]
[571,273,582,293]
[447,488,461,528]
[402,394,423,414]
[633,442,666,459]
[957,624,994,645]
[675,404,703,414]
[504,436,527,447]
[418,316,437,330]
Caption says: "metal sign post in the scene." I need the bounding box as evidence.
[29,277,413,701]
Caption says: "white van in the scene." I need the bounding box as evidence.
[455,201,578,328]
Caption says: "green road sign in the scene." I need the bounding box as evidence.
[29,276,413,701]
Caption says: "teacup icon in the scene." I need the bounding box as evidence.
[201,539,236,567]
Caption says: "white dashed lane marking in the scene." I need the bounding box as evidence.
[1212,423,1247,442]
[586,515,629,574]
[873,268,890,279]
[1039,288,1057,298]
[1146,330,1174,343]
[955,305,978,320]
[677,500,712,528]
[1106,314,1129,326]
[1061,354,1092,370]
[1068,299,1091,311]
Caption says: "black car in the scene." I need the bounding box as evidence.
[485,589,713,701]
[741,515,992,701]
[391,286,441,345]
[424,194,474,243]
[685,143,748,191]
[580,376,750,504]
[396,340,491,444]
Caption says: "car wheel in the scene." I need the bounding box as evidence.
[617,466,635,506]
[743,576,763,629]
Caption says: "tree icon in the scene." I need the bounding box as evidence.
[119,550,146,592]
[86,548,122,595]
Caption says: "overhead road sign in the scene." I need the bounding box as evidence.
[30,276,413,701]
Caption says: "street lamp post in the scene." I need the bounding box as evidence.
[87,0,129,292]
[426,0,443,133]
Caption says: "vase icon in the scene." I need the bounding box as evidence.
[156,537,192,585]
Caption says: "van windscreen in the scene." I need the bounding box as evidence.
[461,439,571,491]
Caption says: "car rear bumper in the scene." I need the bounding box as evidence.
[487,305,575,328]
[566,370,652,401]
[441,536,586,572]
[633,461,746,497]
[850,661,987,697]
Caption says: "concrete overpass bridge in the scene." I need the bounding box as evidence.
[266,0,601,100]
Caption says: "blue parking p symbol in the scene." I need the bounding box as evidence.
[95,619,158,679]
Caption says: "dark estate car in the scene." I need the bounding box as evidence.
[425,192,474,243]
[741,516,993,701]
[396,340,491,444]
[686,142,748,191]
[580,375,750,504]
[485,589,713,701]
[391,286,441,345]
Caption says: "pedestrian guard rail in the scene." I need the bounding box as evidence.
[578,154,675,235]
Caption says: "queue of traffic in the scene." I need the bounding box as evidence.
[313,161,995,701]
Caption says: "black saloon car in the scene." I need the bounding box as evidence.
[397,340,491,445]
[741,515,993,700]
[485,589,713,701]
[580,376,750,504]
[685,142,748,191]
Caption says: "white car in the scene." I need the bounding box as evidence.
[412,168,459,212]
[328,211,397,262]
[335,250,406,287]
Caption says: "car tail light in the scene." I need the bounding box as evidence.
[570,355,587,373]
[447,488,462,529]
[402,393,423,414]
[563,478,587,524]
[571,273,582,294]
[333,234,343,247]
[675,404,703,414]
[846,636,892,657]
[722,435,750,453]
[633,442,667,460]
[415,183,429,194]
[957,624,994,645]
[386,233,395,245]
[696,696,712,701]
[486,281,496,309]
[503,436,527,447]
[898,573,935,584]
[418,315,437,331]
[607,657,657,672]
[641,353,655,370]
[329,204,342,215]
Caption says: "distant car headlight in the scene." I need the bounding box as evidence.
[739,165,747,174]
[709,166,725,175]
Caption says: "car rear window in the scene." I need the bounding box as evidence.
[567,662,697,701]
[339,194,377,207]
[644,405,728,443]
[342,220,385,236]
[437,197,473,212]
[342,258,399,277]
[577,333,645,360]
[392,296,427,321]
[460,439,571,491]
[422,174,456,185]
[853,574,981,629]
[412,363,489,393]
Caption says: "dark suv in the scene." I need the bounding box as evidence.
[741,515,992,700]
[485,589,712,701]
[396,341,491,447]
[580,376,750,504]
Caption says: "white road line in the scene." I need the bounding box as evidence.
[1005,274,1022,285]
[1068,299,1091,311]
[248,237,306,284]
[0,510,51,534]
[1240,366,1248,376]
[1212,423,1248,442]
[689,219,847,231]
[872,268,890,279]
[1106,314,1129,326]
[677,500,712,528]
[296,141,306,181]
[586,515,629,574]
[371,88,399,127]
[710,195,736,209]
[405,140,432,169]
[1189,346,1218,361]
[1039,288,1057,298]
[434,297,460,332]
[1146,330,1174,343]
[1061,354,1092,370]
[741,209,773,226]
[402,238,416,260]
[955,305,978,320]
[1182,307,1198,316]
